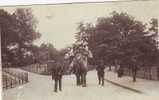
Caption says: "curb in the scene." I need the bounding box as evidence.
[105,79,144,94]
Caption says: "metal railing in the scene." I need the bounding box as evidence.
[3,69,28,89]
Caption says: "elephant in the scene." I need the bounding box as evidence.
[68,53,88,87]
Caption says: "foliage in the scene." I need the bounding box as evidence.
[1,8,41,67]
[77,11,159,81]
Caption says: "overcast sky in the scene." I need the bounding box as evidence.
[1,0,159,50]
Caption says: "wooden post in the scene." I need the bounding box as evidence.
[15,77,17,85]
[143,69,146,79]
[19,78,21,84]
[11,79,12,88]
[22,73,24,84]
[157,67,159,81]
[24,73,26,83]
[24,73,26,82]
[26,73,28,82]
[18,73,20,84]
[149,67,152,80]
[6,77,8,89]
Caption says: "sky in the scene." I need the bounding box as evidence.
[1,0,159,50]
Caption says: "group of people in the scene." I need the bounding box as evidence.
[50,60,106,93]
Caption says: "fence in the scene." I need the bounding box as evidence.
[22,63,96,76]
[21,64,48,74]
[3,69,28,90]
[123,66,159,81]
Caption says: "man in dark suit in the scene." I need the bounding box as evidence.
[52,62,64,92]
[96,60,106,86]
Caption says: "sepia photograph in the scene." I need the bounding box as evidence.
[1,0,159,100]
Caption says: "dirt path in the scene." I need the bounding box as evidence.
[3,69,151,100]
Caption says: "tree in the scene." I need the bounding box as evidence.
[80,11,159,82]
[0,9,19,67]
[149,18,158,38]
[37,43,60,63]
[1,8,41,67]
[12,8,41,66]
[149,18,158,47]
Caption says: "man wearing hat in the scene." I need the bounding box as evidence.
[96,60,106,86]
[52,61,64,92]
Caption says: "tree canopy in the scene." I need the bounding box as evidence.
[76,11,159,72]
[1,8,41,67]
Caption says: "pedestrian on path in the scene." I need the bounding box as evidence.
[96,60,106,86]
[52,61,64,92]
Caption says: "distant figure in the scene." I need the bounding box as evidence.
[96,60,106,86]
[52,62,64,92]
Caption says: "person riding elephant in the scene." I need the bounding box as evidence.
[64,42,93,87]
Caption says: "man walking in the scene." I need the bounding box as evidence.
[96,60,106,86]
[52,62,63,92]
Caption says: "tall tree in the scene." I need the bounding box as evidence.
[1,9,19,66]
[12,8,41,66]
[1,8,41,67]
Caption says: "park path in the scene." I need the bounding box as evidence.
[3,69,156,100]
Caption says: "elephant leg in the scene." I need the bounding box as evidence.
[75,74,78,85]
[76,74,81,86]
[82,74,85,87]
[99,76,101,85]
[97,73,101,85]
[54,79,58,92]
[82,73,87,87]
[59,79,62,91]
[81,74,83,85]
[84,73,87,86]
[102,74,104,86]
[79,74,82,85]
[78,75,81,85]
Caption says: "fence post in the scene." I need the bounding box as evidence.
[24,73,26,82]
[22,73,24,84]
[26,73,28,82]
[6,76,8,89]
[129,68,131,76]
[15,76,17,86]
[149,67,152,80]
[19,73,21,84]
[157,67,159,81]
[11,79,12,88]
[144,69,146,79]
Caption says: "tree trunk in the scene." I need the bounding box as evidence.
[18,48,23,66]
[18,40,24,67]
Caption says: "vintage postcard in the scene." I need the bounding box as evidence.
[1,0,159,100]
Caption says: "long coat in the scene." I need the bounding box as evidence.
[52,63,63,80]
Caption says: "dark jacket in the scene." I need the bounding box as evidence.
[96,64,105,72]
[52,63,64,80]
